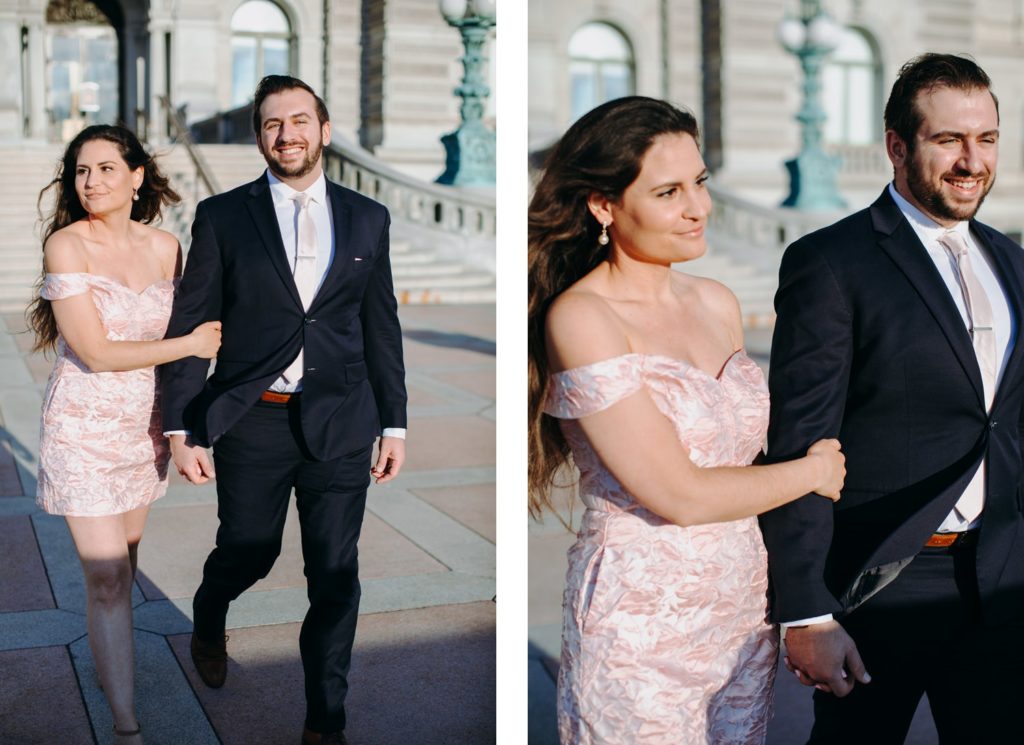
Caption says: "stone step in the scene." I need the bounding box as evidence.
[393,273,494,290]
[395,286,496,305]
[392,262,467,278]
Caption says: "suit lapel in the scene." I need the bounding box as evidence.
[245,175,303,308]
[309,181,354,309]
[974,223,1024,406]
[871,191,986,407]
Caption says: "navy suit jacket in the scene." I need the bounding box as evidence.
[160,172,407,461]
[760,187,1024,626]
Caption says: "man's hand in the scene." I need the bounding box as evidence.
[371,436,405,484]
[783,620,870,697]
[169,434,216,484]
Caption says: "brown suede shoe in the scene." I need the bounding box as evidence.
[190,632,228,688]
[300,728,349,745]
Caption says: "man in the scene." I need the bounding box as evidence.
[161,75,407,745]
[761,54,1024,743]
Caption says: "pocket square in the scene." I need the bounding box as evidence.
[354,257,364,262]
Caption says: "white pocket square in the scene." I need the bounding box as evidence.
[354,257,364,262]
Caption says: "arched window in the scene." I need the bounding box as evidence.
[568,22,635,122]
[823,27,882,145]
[230,0,293,107]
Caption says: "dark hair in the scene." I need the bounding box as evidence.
[884,53,998,152]
[527,96,700,518]
[252,75,330,134]
[27,124,181,353]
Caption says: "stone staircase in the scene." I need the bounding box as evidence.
[0,142,496,314]
[0,145,59,316]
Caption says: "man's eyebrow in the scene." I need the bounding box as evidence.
[928,129,1000,139]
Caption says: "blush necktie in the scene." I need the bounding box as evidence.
[937,229,996,523]
[281,191,317,385]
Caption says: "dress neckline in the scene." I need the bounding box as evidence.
[47,271,176,296]
[552,349,747,383]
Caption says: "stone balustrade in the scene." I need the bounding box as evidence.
[707,183,841,252]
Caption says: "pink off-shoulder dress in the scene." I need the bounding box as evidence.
[544,352,779,745]
[37,273,174,516]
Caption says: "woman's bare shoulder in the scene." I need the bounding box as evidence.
[545,285,631,371]
[42,225,88,273]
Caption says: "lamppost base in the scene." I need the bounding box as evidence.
[436,124,496,186]
[781,148,847,211]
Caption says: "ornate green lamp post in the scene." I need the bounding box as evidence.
[777,0,846,209]
[437,0,496,186]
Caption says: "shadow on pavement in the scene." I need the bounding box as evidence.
[402,329,496,356]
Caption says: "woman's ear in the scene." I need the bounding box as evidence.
[587,193,613,229]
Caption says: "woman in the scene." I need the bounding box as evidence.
[528,97,846,744]
[27,124,221,744]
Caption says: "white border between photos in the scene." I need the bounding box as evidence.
[495,1,528,743]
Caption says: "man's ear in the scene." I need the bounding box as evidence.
[885,130,909,170]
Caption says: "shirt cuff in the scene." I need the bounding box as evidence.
[381,428,406,439]
[163,430,190,437]
[781,614,834,628]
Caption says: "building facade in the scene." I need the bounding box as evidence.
[529,0,1024,230]
[0,0,496,180]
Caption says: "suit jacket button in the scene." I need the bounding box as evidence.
[990,420,997,430]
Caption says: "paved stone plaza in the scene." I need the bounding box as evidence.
[527,330,940,745]
[0,304,495,744]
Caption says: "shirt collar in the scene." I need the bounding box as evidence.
[887,181,971,246]
[266,169,328,208]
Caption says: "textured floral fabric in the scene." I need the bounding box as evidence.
[37,272,175,516]
[544,352,778,744]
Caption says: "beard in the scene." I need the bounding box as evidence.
[905,150,994,223]
[263,138,324,181]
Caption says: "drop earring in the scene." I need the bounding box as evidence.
[132,187,140,202]
[598,222,610,246]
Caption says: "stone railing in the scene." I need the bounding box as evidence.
[323,138,496,271]
[828,142,889,176]
[707,183,842,251]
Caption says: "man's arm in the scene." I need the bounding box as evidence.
[161,200,224,483]
[761,238,870,697]
[360,211,408,430]
[761,237,852,621]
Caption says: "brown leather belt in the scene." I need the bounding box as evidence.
[260,390,297,404]
[925,530,978,548]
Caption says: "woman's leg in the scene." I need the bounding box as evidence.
[66,506,150,740]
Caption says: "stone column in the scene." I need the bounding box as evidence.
[26,15,47,140]
[0,15,23,141]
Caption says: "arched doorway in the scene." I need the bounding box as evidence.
[45,0,119,141]
[43,0,149,143]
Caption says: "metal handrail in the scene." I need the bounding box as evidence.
[157,95,222,196]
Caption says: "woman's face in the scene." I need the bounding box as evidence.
[604,132,711,264]
[74,139,143,217]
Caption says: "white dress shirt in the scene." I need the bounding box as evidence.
[783,183,1013,628]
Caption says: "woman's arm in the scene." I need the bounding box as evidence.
[545,290,844,528]
[44,233,220,373]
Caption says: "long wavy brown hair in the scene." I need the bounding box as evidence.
[528,97,700,518]
[27,124,182,353]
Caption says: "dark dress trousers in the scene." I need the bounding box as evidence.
[760,188,1024,744]
[160,173,407,733]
